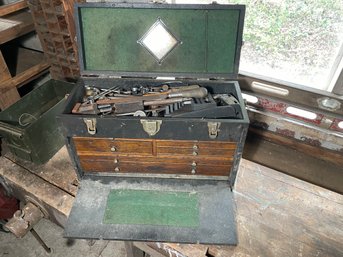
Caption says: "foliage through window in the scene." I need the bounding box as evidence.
[170,0,343,92]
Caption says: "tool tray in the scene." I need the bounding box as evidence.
[58,2,248,245]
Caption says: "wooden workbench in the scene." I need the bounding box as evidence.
[0,146,342,257]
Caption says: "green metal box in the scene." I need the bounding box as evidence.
[0,80,74,164]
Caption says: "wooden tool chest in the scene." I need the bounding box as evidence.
[58,2,248,245]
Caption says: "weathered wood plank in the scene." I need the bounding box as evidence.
[0,50,11,82]
[0,88,20,110]
[243,134,343,194]
[0,1,28,17]
[0,11,34,44]
[0,154,74,227]
[0,60,49,91]
[249,127,343,167]
[1,146,342,257]
[4,147,78,196]
[160,159,343,257]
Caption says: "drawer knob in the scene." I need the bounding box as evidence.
[114,159,119,164]
[191,168,196,174]
[191,161,197,167]
[114,167,120,172]
[192,151,198,156]
[110,146,117,152]
[193,145,198,150]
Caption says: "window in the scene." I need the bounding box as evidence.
[168,0,343,93]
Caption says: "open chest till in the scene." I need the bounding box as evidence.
[58,2,248,245]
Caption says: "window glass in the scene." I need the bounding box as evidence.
[169,0,343,92]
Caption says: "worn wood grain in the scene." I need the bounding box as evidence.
[0,88,20,110]
[74,137,235,176]
[3,147,78,196]
[1,146,342,257]
[156,140,237,149]
[0,60,49,91]
[0,1,28,17]
[77,153,233,164]
[79,156,231,176]
[157,159,343,257]
[0,10,34,44]
[156,146,235,157]
[243,133,343,194]
[0,152,75,227]
[73,137,154,155]
[0,51,11,82]
[249,127,343,167]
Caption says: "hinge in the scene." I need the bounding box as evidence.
[208,122,221,139]
[83,118,97,135]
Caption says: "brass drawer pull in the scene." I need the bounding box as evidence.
[191,161,197,167]
[191,168,196,174]
[114,159,119,164]
[114,167,120,172]
[110,146,117,152]
[192,151,198,156]
[192,145,198,150]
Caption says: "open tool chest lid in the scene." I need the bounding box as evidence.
[75,2,245,79]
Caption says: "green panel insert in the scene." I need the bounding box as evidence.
[78,6,242,76]
[103,190,199,227]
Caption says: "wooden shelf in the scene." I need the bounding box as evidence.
[1,47,49,89]
[0,0,28,17]
[0,1,50,110]
[0,10,35,44]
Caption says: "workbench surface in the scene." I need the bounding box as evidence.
[0,147,342,257]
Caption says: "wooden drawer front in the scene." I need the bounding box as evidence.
[73,137,153,155]
[156,140,237,159]
[78,155,232,176]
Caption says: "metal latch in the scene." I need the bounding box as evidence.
[83,118,97,135]
[141,120,162,136]
[208,122,221,139]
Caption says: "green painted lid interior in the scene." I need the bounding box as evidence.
[77,4,244,78]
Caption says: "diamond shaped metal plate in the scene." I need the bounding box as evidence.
[138,18,181,64]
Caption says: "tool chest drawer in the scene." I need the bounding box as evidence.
[77,153,233,176]
[73,137,153,155]
[156,140,237,157]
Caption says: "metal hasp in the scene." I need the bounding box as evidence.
[208,122,221,139]
[140,120,162,136]
[83,118,97,135]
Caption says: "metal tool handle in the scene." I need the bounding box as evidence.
[169,85,200,92]
[168,87,208,98]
